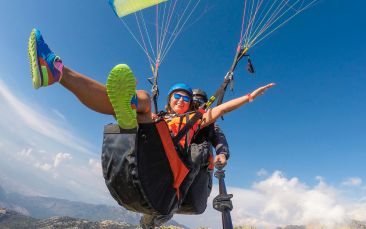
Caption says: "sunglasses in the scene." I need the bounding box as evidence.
[193,97,206,105]
[173,93,190,102]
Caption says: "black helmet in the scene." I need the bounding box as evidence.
[192,88,208,102]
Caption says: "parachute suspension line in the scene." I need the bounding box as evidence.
[246,0,256,38]
[241,1,255,46]
[155,5,160,99]
[246,0,287,47]
[249,0,294,46]
[159,0,179,63]
[239,0,248,45]
[214,0,257,107]
[134,13,156,68]
[118,17,155,67]
[250,0,318,47]
[151,0,185,65]
[151,0,177,113]
[157,0,170,60]
[244,0,280,47]
[160,0,195,61]
[156,2,160,64]
[245,0,264,48]
[214,0,318,107]
[137,11,157,66]
[239,0,318,49]
[240,0,262,49]
[161,1,180,60]
[151,61,160,114]
[151,2,161,114]
[242,0,259,45]
[160,0,202,62]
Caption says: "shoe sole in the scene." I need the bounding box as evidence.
[106,64,137,129]
[28,29,42,89]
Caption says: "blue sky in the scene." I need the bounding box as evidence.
[1,0,366,228]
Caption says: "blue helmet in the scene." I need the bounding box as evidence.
[167,83,193,98]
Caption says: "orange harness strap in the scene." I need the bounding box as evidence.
[155,121,189,199]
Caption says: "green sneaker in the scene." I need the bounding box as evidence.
[106,64,138,129]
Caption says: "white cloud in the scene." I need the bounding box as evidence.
[54,153,72,168]
[342,177,362,186]
[35,162,53,171]
[12,148,73,174]
[175,171,366,229]
[30,151,72,170]
[0,79,93,155]
[257,168,268,177]
[315,175,324,182]
[14,148,56,172]
[2,146,111,204]
[0,78,112,204]
[231,171,354,228]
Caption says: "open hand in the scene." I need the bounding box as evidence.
[251,83,275,99]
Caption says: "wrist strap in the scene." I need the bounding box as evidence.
[247,93,253,102]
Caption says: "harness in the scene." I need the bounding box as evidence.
[155,110,204,152]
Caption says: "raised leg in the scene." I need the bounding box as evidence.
[28,28,154,128]
[60,66,114,114]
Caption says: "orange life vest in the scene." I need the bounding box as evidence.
[164,113,201,148]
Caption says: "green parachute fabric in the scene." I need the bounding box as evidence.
[109,0,167,17]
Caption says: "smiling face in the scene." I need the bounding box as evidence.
[169,90,191,114]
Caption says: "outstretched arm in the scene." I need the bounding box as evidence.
[201,83,275,127]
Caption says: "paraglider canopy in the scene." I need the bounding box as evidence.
[109,0,167,17]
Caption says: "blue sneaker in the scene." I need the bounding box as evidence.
[28,28,63,89]
[106,64,138,129]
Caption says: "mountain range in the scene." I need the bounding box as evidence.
[0,185,186,228]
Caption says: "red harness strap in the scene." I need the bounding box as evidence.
[155,121,189,199]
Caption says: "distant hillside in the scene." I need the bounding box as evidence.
[0,208,38,228]
[0,187,139,223]
[0,208,188,229]
[0,208,135,229]
[0,185,187,228]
